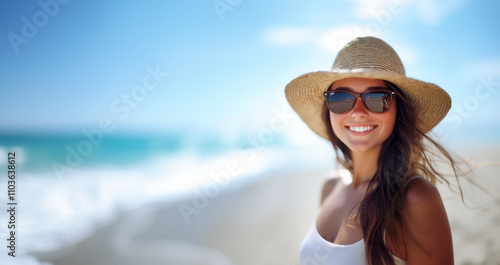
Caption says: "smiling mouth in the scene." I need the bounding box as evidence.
[347,125,377,133]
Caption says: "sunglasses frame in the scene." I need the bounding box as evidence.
[323,89,395,114]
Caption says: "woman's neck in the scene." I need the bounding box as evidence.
[350,146,381,188]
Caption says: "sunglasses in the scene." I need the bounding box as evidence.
[323,89,395,114]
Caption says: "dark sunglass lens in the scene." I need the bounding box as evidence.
[364,91,392,113]
[327,91,355,113]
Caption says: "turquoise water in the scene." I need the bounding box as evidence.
[0,131,289,174]
[0,130,308,259]
[0,128,496,262]
[1,133,183,173]
[0,127,497,178]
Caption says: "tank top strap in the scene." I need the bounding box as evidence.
[405,176,423,188]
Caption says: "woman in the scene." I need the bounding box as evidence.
[285,37,459,265]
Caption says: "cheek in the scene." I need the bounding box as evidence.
[329,112,346,135]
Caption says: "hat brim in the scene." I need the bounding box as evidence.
[284,70,451,140]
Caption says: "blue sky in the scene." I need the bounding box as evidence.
[1,0,499,143]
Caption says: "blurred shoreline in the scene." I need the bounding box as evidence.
[0,139,498,264]
[31,160,331,265]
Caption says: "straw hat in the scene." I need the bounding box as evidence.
[284,36,451,140]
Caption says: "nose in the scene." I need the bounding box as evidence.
[350,96,368,119]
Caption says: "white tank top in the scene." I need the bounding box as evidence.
[299,223,407,265]
[299,174,422,264]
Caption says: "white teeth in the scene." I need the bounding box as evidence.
[348,126,374,133]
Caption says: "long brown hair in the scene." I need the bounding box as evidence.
[322,81,465,265]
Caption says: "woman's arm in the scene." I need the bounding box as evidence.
[402,178,454,265]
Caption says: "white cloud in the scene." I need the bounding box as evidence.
[414,0,466,25]
[348,0,407,20]
[319,25,374,52]
[391,44,418,65]
[348,0,466,26]
[263,25,418,66]
[461,58,500,78]
[263,24,378,54]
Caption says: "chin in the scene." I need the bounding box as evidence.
[345,142,382,153]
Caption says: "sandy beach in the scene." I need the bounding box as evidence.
[31,145,500,265]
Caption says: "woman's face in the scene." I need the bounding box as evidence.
[329,78,397,154]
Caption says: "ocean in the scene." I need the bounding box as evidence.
[1,127,497,264]
[0,131,334,264]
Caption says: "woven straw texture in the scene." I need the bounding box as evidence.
[285,36,451,140]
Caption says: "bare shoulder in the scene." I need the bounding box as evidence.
[403,177,447,229]
[320,171,344,205]
[402,177,454,264]
[404,177,441,206]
